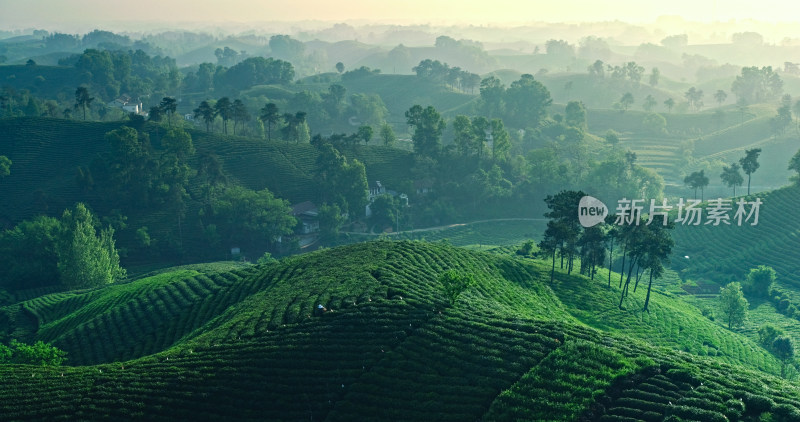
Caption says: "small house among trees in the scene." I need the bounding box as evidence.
[291,201,320,234]
[109,95,144,114]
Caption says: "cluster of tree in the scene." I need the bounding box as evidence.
[85,125,195,210]
[412,59,481,93]
[260,83,388,135]
[268,35,306,62]
[76,125,198,255]
[202,185,297,255]
[184,56,294,95]
[59,48,180,100]
[193,97,254,136]
[587,60,650,86]
[683,170,710,200]
[214,46,244,67]
[478,74,552,128]
[432,35,496,72]
[451,114,510,163]
[757,324,795,378]
[537,191,674,312]
[684,87,704,111]
[83,123,296,260]
[0,203,125,291]
[525,115,663,202]
[0,87,66,119]
[42,29,160,55]
[391,99,664,227]
[545,39,576,59]
[0,340,67,366]
[685,147,762,198]
[340,65,381,82]
[718,266,795,377]
[313,141,369,219]
[731,66,783,105]
[768,94,800,137]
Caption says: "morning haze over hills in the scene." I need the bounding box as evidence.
[3,2,800,420]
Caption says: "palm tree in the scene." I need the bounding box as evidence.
[74,86,94,120]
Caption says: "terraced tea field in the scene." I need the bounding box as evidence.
[671,184,800,292]
[2,241,799,420]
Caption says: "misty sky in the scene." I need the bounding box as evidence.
[2,0,799,31]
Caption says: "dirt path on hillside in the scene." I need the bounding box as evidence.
[342,218,548,236]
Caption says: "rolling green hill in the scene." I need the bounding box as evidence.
[671,184,800,291]
[2,241,799,420]
[340,73,478,120]
[585,103,794,188]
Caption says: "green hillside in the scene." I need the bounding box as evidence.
[340,73,478,119]
[2,241,799,420]
[671,184,800,290]
[670,181,800,326]
[0,117,413,266]
[585,103,793,188]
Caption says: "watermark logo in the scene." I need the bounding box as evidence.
[578,196,608,227]
[578,196,763,228]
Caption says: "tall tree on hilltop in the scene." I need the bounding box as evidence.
[739,148,762,195]
[720,163,744,197]
[539,220,565,283]
[259,103,280,142]
[664,97,675,113]
[617,219,648,309]
[281,111,308,143]
[720,282,748,330]
[604,216,619,287]
[505,74,552,128]
[215,97,232,134]
[148,105,163,140]
[789,149,800,182]
[578,225,606,280]
[684,170,709,201]
[619,92,634,112]
[74,86,94,120]
[159,97,177,127]
[714,89,728,106]
[640,216,674,312]
[232,99,250,136]
[479,76,505,118]
[193,100,215,133]
[405,105,445,157]
[543,190,586,275]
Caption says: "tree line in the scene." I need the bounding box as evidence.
[537,190,674,313]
